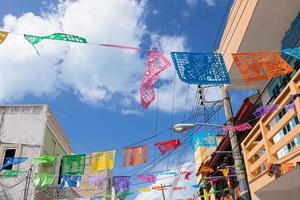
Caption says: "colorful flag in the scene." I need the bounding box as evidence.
[90,196,102,200]
[90,150,115,172]
[253,104,278,118]
[0,157,27,171]
[190,133,217,151]
[33,173,55,187]
[88,174,107,188]
[33,155,56,164]
[60,175,81,189]
[3,170,26,177]
[191,184,204,188]
[181,171,192,180]
[117,190,134,199]
[170,52,231,85]
[140,51,171,108]
[122,145,148,167]
[199,166,214,174]
[218,168,229,176]
[137,174,156,183]
[155,139,181,155]
[61,154,86,175]
[232,51,294,83]
[285,102,296,111]
[113,176,131,193]
[45,33,87,43]
[283,47,300,59]
[0,31,9,44]
[173,186,186,191]
[138,187,151,193]
[221,122,252,132]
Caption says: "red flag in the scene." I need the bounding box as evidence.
[155,139,181,155]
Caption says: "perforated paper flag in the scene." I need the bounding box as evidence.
[91,196,102,200]
[0,31,9,44]
[3,170,26,177]
[155,139,181,155]
[45,33,87,43]
[61,154,86,175]
[122,145,148,167]
[33,173,55,187]
[170,52,230,85]
[91,150,115,172]
[60,175,81,189]
[113,176,131,193]
[221,122,252,132]
[190,133,217,151]
[88,174,107,188]
[140,51,171,108]
[283,48,300,59]
[0,157,27,171]
[137,174,156,183]
[138,187,151,193]
[218,168,229,176]
[33,155,56,164]
[253,104,278,118]
[232,51,294,83]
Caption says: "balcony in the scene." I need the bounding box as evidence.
[241,70,300,186]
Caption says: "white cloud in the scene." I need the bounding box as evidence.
[0,0,216,114]
[202,0,216,6]
[120,109,142,115]
[186,0,198,9]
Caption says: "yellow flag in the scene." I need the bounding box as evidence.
[91,150,115,172]
[219,168,229,176]
[138,187,151,193]
[0,31,8,44]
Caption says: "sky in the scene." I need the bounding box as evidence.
[0,0,253,199]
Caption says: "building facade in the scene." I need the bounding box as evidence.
[0,105,112,200]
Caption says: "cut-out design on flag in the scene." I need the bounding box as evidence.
[283,48,300,59]
[122,145,148,167]
[285,102,296,111]
[218,168,229,176]
[33,155,56,164]
[91,150,115,172]
[0,157,27,171]
[153,185,170,191]
[155,139,181,155]
[61,154,86,175]
[60,175,81,189]
[280,163,295,174]
[190,132,217,151]
[0,31,9,44]
[3,170,26,178]
[221,123,252,132]
[33,173,55,187]
[170,52,231,85]
[173,186,186,191]
[191,184,204,188]
[91,196,102,200]
[117,190,134,199]
[46,33,87,43]
[137,174,156,183]
[113,176,131,193]
[253,104,278,118]
[138,187,151,193]
[140,51,171,108]
[88,174,107,188]
[199,166,214,174]
[232,51,294,82]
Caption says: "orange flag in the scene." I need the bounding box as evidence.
[0,31,9,44]
[122,145,148,166]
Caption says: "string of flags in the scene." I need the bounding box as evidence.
[0,30,299,109]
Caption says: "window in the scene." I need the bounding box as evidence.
[2,149,16,170]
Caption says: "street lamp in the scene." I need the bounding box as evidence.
[173,122,224,133]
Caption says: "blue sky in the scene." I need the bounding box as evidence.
[0,0,253,199]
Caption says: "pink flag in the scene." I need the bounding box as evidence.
[221,122,252,132]
[140,51,171,108]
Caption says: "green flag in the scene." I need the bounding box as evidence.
[33,155,56,164]
[118,190,134,199]
[3,170,26,178]
[62,154,86,175]
[24,34,44,45]
[45,33,87,43]
[33,173,55,187]
[211,189,221,194]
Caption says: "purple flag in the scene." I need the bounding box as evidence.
[113,176,131,193]
[285,102,296,111]
[88,175,107,188]
[137,174,156,183]
[253,104,278,118]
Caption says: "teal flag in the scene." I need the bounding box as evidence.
[33,155,56,164]
[45,33,87,43]
[24,34,44,45]
[62,154,86,175]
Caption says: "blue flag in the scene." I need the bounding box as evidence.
[283,48,300,59]
[170,52,231,85]
[190,132,217,151]
[91,196,102,200]
[0,157,27,171]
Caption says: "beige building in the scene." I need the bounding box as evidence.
[0,105,112,199]
[218,0,300,199]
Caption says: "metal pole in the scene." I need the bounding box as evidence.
[222,87,251,200]
[160,184,166,200]
[23,166,33,200]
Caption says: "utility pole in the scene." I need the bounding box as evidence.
[23,166,33,200]
[222,87,251,200]
[160,184,166,200]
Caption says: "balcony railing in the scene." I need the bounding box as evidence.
[241,69,300,182]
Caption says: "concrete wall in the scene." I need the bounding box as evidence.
[0,105,47,200]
